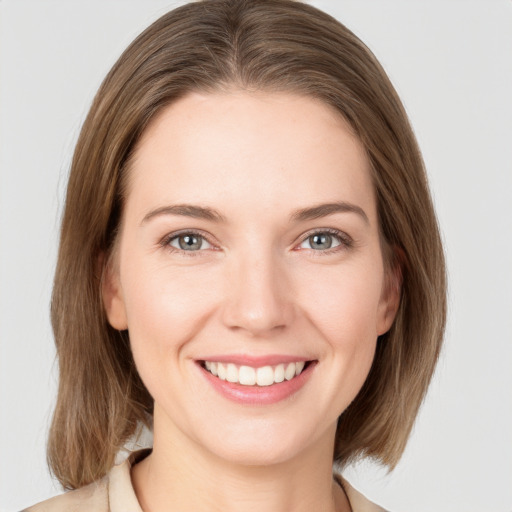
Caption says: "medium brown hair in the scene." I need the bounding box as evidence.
[48,0,446,489]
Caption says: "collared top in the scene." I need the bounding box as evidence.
[24,450,387,512]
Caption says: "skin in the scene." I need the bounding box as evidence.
[103,91,400,512]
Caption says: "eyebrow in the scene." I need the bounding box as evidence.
[141,204,228,225]
[289,201,369,224]
[141,201,369,225]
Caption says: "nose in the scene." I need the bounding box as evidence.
[221,248,295,337]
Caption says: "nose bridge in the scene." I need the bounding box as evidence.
[221,243,294,336]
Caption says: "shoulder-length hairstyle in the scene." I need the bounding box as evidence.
[49,0,446,489]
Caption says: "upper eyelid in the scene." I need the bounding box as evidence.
[300,227,348,240]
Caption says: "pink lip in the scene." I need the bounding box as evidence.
[197,360,317,405]
[198,354,311,367]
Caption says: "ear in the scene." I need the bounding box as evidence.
[100,252,128,330]
[377,247,404,336]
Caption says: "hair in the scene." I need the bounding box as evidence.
[48,0,446,490]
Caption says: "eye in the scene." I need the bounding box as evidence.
[166,231,213,252]
[297,229,350,252]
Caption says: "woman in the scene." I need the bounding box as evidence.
[25,0,446,510]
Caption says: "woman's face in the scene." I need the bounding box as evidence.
[104,91,399,466]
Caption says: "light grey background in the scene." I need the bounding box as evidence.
[1,1,511,511]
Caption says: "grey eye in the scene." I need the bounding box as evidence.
[170,233,211,251]
[300,232,341,251]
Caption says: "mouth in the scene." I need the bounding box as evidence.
[199,360,315,387]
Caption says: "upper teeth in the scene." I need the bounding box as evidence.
[204,361,306,386]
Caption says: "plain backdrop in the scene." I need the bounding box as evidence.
[1,1,511,511]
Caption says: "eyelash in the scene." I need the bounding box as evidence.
[159,228,353,258]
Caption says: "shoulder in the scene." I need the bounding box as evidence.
[22,478,108,512]
[336,475,389,512]
[22,449,148,512]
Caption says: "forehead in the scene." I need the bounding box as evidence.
[126,91,376,224]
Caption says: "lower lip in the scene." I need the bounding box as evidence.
[198,362,316,405]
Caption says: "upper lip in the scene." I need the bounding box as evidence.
[197,354,314,367]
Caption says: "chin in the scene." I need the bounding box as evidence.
[198,418,328,468]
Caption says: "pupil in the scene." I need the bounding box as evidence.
[311,233,332,250]
[179,235,201,250]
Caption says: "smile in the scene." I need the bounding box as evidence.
[197,356,316,405]
[202,361,307,386]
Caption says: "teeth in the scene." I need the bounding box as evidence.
[285,362,296,380]
[217,362,227,380]
[226,363,238,383]
[274,364,285,383]
[239,365,256,385]
[203,360,308,386]
[256,366,274,386]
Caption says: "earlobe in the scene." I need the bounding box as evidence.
[100,253,128,330]
[377,248,404,336]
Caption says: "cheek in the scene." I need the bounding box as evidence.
[119,264,222,413]
[298,260,385,345]
[122,263,218,341]
[282,261,383,422]
[297,261,383,395]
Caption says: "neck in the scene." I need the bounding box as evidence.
[131,410,350,512]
